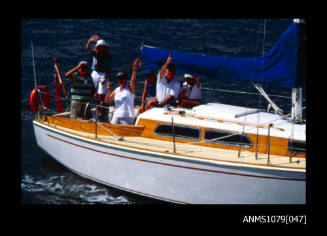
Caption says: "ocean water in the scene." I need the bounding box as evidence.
[20,18,304,204]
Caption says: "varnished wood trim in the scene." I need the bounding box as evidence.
[138,118,305,158]
[46,116,144,137]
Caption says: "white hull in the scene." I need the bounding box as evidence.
[33,120,305,204]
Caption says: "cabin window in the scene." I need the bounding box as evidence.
[154,123,200,140]
[288,140,306,154]
[204,129,252,148]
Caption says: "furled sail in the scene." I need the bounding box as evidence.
[140,21,305,88]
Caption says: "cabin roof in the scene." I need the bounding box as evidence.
[136,103,305,141]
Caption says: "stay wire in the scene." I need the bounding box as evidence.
[255,19,267,159]
[238,19,265,158]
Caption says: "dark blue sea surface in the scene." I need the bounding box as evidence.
[21,18,305,204]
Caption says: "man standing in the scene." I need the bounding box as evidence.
[86,34,113,121]
[65,61,96,120]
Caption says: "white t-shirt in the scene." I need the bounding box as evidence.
[181,81,202,100]
[113,85,135,118]
[156,73,180,104]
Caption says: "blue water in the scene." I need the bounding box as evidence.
[21,18,304,204]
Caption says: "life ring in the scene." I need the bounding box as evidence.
[29,85,51,113]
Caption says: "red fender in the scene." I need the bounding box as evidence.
[29,88,39,113]
[29,86,51,114]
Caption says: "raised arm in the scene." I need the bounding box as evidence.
[141,80,149,108]
[159,54,172,79]
[86,34,99,54]
[194,76,200,89]
[129,57,142,94]
[65,63,82,79]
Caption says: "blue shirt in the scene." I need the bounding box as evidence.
[146,82,156,98]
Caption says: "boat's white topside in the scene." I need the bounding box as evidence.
[136,102,306,141]
[34,119,306,171]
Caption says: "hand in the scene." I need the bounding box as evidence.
[100,79,106,85]
[133,57,142,71]
[78,61,87,68]
[89,34,99,42]
[166,54,172,64]
[107,82,112,91]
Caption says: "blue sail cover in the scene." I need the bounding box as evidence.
[140,22,305,88]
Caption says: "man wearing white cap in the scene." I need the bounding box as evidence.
[177,74,202,107]
[86,34,113,121]
[65,61,96,120]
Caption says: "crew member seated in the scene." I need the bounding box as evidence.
[177,74,202,108]
[144,54,180,111]
[135,69,156,117]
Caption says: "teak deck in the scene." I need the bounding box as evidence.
[38,118,306,170]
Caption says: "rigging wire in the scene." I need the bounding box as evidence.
[31,41,37,89]
[238,19,266,158]
[31,41,44,119]
[255,18,267,159]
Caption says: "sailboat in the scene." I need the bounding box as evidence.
[31,19,306,204]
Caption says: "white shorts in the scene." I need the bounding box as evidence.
[91,71,108,94]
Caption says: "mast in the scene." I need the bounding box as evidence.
[291,18,305,123]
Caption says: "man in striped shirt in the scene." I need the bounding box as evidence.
[65,61,96,120]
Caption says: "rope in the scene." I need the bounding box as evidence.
[31,41,37,89]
